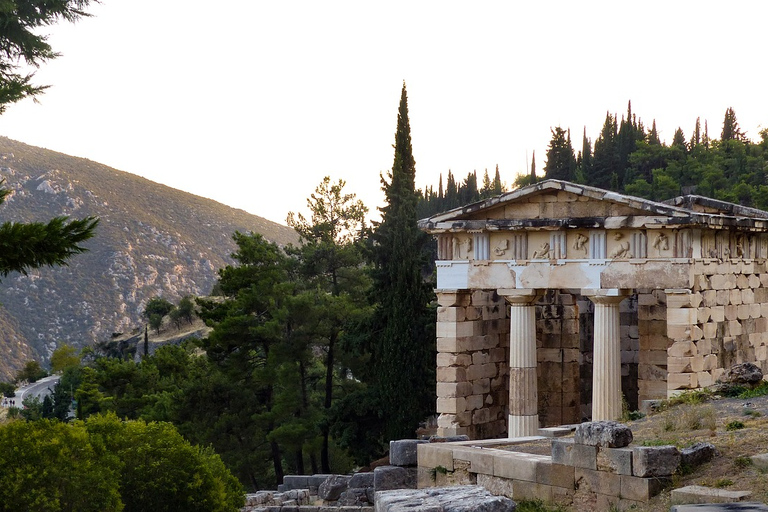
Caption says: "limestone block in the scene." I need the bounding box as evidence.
[465,394,483,411]
[667,292,702,309]
[697,307,711,324]
[471,352,490,365]
[464,306,482,321]
[319,475,350,500]
[437,366,467,383]
[475,473,514,499]
[698,338,713,355]
[738,304,751,320]
[751,303,762,319]
[574,467,621,496]
[437,397,467,414]
[756,345,768,362]
[639,319,667,336]
[725,304,739,321]
[750,274,762,288]
[535,462,575,487]
[695,274,711,291]
[730,289,743,305]
[639,380,668,400]
[701,322,718,339]
[376,485,516,511]
[701,289,717,306]
[620,475,671,502]
[757,317,768,332]
[471,290,496,306]
[728,320,743,337]
[710,305,725,322]
[437,306,466,323]
[639,363,667,381]
[737,273,750,289]
[390,440,428,467]
[438,425,469,437]
[669,485,752,505]
[715,289,730,305]
[574,421,633,448]
[709,274,730,290]
[742,288,756,304]
[551,438,597,470]
[762,303,768,318]
[680,442,717,468]
[668,372,698,390]
[472,408,491,424]
[667,324,691,341]
[640,334,670,352]
[436,292,472,307]
[417,443,454,470]
[699,351,717,369]
[482,305,506,321]
[472,378,491,395]
[638,293,660,306]
[492,451,539,481]
[632,446,681,477]
[668,357,692,374]
[669,340,697,357]
[436,353,471,368]
[437,382,473,398]
[711,367,725,382]
[466,363,497,381]
[597,447,633,475]
[489,347,506,363]
[512,480,554,502]
[691,325,703,341]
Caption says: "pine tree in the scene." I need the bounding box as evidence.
[368,83,435,441]
[648,120,661,145]
[721,107,744,141]
[492,165,504,195]
[543,126,576,181]
[671,128,687,151]
[588,112,618,189]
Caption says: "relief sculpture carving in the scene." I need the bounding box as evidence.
[494,238,509,256]
[531,242,550,259]
[573,233,588,256]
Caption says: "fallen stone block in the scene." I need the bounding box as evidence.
[670,485,752,505]
[574,421,633,448]
[632,445,681,477]
[318,474,350,501]
[681,443,717,468]
[750,453,768,471]
[390,439,428,467]
[374,465,415,492]
[339,487,371,506]
[671,504,768,512]
[717,362,763,387]
[375,485,516,512]
[349,471,374,489]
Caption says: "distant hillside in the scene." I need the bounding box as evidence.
[0,137,298,381]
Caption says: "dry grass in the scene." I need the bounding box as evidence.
[622,394,768,511]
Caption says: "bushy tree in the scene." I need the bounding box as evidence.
[50,343,80,373]
[15,360,46,383]
[544,126,576,181]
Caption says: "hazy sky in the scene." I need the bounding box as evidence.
[0,1,765,225]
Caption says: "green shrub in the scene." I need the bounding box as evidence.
[726,420,745,431]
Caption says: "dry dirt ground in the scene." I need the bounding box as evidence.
[622,392,768,511]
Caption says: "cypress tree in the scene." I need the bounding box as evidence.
[543,126,576,181]
[369,83,435,441]
[588,112,618,189]
[492,165,504,195]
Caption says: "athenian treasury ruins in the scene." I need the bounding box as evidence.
[418,179,768,440]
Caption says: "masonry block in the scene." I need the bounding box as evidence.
[417,444,454,470]
[632,446,681,477]
[670,485,753,505]
[551,438,597,470]
[493,451,540,481]
[597,447,633,475]
[535,462,575,487]
[574,467,621,496]
[620,475,671,502]
[390,440,428,467]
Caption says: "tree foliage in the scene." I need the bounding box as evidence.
[367,83,435,442]
[0,0,95,113]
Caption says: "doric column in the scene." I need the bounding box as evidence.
[585,289,630,421]
[501,289,540,437]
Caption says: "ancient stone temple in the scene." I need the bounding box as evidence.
[418,180,768,439]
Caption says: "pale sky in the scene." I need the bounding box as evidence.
[0,1,765,225]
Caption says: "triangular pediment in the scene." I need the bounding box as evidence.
[418,180,768,233]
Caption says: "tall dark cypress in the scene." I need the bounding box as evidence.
[369,83,435,441]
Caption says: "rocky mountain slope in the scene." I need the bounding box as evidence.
[0,137,298,381]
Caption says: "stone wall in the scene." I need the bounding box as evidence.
[662,260,768,396]
[435,290,509,438]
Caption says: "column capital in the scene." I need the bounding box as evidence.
[583,289,631,305]
[499,288,541,305]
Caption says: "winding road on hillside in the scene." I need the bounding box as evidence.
[14,375,60,404]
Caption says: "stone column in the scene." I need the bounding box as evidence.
[501,289,540,437]
[586,289,630,421]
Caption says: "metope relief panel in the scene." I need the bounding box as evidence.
[571,232,589,258]
[452,235,473,260]
[651,231,670,257]
[756,235,768,259]
[473,232,490,260]
[731,234,749,259]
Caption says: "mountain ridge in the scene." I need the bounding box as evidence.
[0,136,298,380]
